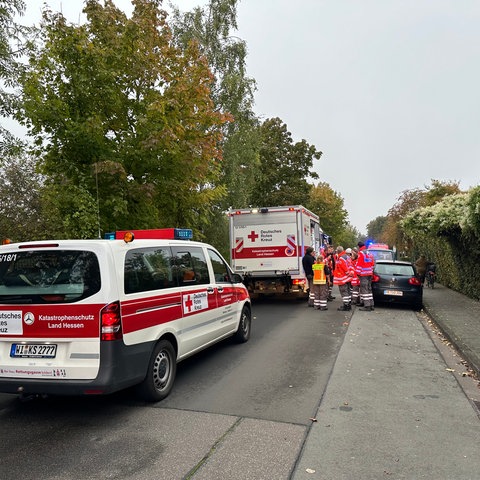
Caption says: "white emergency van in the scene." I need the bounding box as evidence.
[0,229,251,401]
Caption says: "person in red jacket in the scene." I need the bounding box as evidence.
[333,246,353,311]
[349,248,361,305]
[355,242,375,311]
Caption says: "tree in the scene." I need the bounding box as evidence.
[0,149,44,241]
[307,181,347,242]
[250,117,321,206]
[1,0,29,112]
[367,216,388,243]
[424,179,461,206]
[17,0,227,238]
[0,0,34,150]
[335,223,361,250]
[382,179,463,253]
[170,0,261,248]
[382,187,425,251]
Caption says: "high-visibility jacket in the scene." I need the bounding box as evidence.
[333,253,353,285]
[312,263,327,284]
[350,259,360,286]
[355,247,374,276]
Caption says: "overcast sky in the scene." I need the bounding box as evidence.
[19,1,480,233]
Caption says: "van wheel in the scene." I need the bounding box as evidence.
[136,339,176,402]
[234,306,251,343]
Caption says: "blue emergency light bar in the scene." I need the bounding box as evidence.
[174,228,194,239]
[105,228,193,241]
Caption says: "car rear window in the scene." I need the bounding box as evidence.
[0,250,101,304]
[375,264,414,276]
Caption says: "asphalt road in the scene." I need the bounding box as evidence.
[2,297,480,479]
[0,299,350,480]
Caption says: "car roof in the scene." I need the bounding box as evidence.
[374,260,413,266]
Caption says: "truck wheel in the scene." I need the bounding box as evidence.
[136,339,177,402]
[233,306,251,343]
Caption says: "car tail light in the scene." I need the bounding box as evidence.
[372,274,380,282]
[101,301,123,341]
[409,277,422,286]
[84,389,105,395]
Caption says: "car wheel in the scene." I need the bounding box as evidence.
[233,306,251,343]
[136,339,176,402]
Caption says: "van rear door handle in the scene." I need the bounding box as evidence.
[217,286,224,293]
[207,287,215,294]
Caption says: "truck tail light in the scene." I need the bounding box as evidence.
[101,301,123,341]
[292,278,306,286]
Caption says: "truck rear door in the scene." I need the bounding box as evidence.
[231,211,300,274]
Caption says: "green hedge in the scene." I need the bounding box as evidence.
[403,186,480,300]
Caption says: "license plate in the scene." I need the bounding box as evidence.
[10,343,58,358]
[384,290,403,296]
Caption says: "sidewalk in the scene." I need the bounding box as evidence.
[422,283,480,378]
[291,284,480,480]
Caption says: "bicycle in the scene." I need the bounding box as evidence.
[426,270,435,289]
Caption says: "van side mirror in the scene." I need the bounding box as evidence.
[232,273,243,283]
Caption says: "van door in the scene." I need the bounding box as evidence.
[170,246,219,357]
[121,246,183,347]
[207,249,239,334]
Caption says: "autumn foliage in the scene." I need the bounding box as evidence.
[18,0,228,237]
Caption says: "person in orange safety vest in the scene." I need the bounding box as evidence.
[312,255,331,310]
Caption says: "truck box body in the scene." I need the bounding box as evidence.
[228,206,324,297]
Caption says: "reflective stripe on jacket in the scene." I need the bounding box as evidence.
[355,247,374,276]
[333,253,352,285]
[350,259,360,286]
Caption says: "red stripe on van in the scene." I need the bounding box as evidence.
[121,291,183,334]
[120,288,218,334]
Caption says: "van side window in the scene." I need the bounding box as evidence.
[124,247,175,294]
[171,247,209,286]
[208,249,232,283]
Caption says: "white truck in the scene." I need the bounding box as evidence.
[228,206,328,297]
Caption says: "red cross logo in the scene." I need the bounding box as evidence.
[247,230,259,242]
[184,295,193,312]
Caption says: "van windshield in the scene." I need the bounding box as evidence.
[0,250,100,304]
